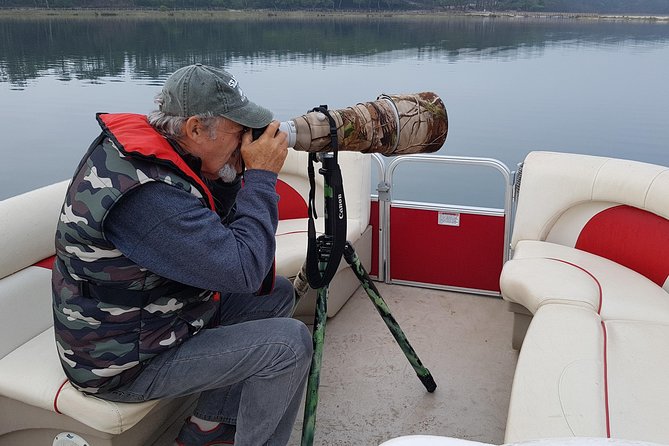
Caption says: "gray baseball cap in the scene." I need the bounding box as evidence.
[159,63,273,128]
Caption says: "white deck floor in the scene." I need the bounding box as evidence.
[287,282,519,446]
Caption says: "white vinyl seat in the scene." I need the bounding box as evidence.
[499,152,669,444]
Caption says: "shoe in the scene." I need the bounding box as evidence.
[175,417,235,445]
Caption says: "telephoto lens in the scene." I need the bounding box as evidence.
[251,92,447,155]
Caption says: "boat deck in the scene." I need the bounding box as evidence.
[155,282,518,445]
[286,282,519,446]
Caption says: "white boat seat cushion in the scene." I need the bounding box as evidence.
[505,304,607,441]
[275,217,369,278]
[0,181,68,280]
[0,327,158,435]
[0,266,54,359]
[506,304,669,443]
[500,151,669,445]
[510,152,669,248]
[277,149,371,237]
[501,240,669,322]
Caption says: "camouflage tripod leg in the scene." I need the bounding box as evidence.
[343,242,437,393]
[300,242,436,446]
[300,267,328,446]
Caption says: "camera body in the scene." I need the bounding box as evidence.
[251,121,297,148]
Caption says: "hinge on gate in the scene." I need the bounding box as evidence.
[376,181,391,203]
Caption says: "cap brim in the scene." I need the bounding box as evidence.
[223,101,273,129]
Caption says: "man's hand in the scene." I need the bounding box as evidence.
[241,121,288,174]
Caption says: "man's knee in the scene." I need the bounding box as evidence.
[285,318,313,366]
[268,318,313,369]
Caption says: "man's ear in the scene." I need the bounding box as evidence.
[184,116,203,140]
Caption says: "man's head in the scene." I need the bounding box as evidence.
[148,64,273,180]
[158,64,272,127]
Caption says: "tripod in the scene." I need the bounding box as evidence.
[299,151,437,446]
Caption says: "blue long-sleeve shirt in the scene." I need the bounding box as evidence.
[104,169,279,294]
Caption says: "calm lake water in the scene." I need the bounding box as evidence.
[1,14,668,207]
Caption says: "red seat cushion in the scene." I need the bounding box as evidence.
[576,205,669,288]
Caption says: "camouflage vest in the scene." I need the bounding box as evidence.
[52,113,220,394]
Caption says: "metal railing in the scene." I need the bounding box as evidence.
[370,154,513,293]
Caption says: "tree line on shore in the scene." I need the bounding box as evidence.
[1,0,668,14]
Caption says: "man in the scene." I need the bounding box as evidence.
[52,63,313,445]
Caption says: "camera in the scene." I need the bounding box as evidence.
[252,92,448,156]
[252,121,297,147]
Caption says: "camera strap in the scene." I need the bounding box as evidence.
[305,106,347,290]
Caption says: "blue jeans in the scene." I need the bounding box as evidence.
[99,277,312,446]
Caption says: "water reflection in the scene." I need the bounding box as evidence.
[2,15,669,87]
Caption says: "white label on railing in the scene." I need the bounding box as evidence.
[438,211,460,227]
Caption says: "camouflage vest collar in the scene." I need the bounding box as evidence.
[96,112,215,210]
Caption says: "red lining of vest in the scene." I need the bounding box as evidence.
[54,379,68,414]
[96,113,215,210]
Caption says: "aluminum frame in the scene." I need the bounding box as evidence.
[375,154,513,295]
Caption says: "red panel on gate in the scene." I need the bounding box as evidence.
[389,207,505,292]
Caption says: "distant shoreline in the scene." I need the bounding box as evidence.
[0,8,667,22]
